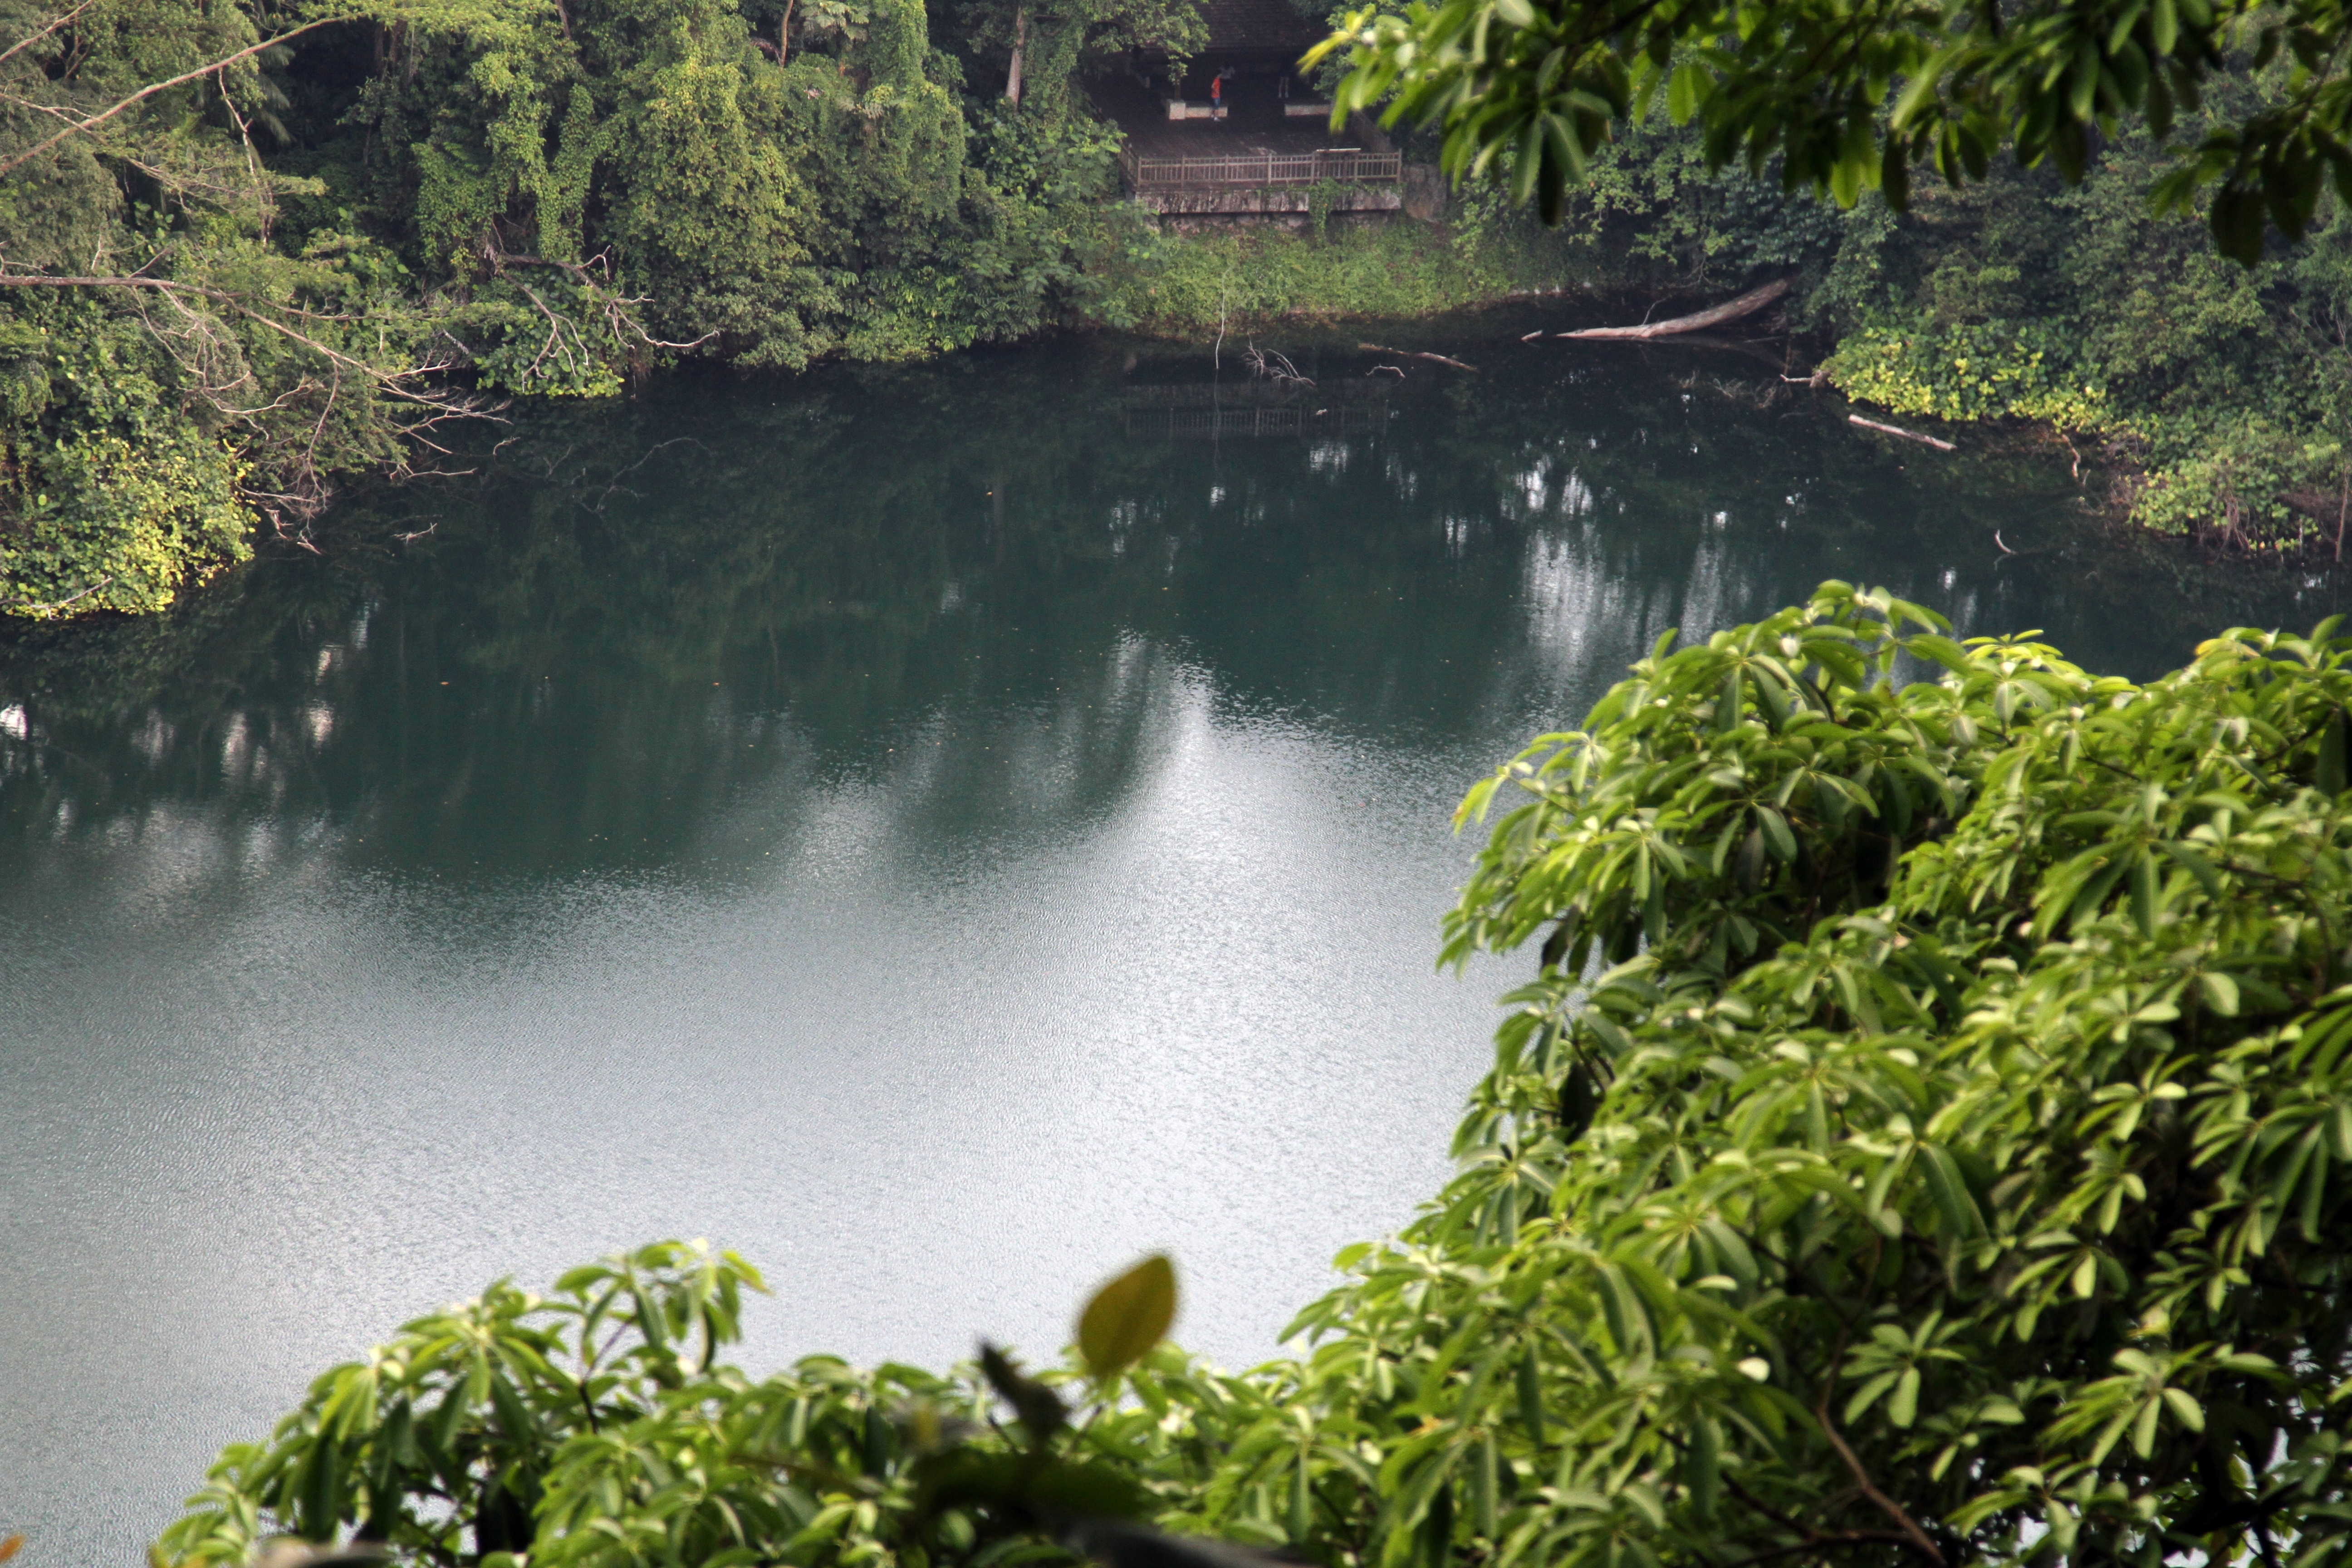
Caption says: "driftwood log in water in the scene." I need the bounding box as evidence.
[1848,414,1957,451]
[1557,278,1792,341]
[1357,342,1478,371]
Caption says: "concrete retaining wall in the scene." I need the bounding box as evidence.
[1135,184,1405,216]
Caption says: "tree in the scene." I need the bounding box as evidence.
[0,0,1152,618]
[151,585,2352,1568]
[1260,586,2352,1568]
[1310,0,2352,263]
[0,0,479,614]
[939,0,1203,113]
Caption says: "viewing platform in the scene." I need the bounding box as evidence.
[1095,76,1404,216]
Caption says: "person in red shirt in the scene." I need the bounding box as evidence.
[1209,73,1222,120]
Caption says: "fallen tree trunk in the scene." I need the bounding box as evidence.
[1557,278,1792,341]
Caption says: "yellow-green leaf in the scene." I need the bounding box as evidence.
[1078,1254,1178,1378]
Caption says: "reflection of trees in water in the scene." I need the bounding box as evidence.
[1,334,2341,883]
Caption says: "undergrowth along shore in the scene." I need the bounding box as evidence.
[1096,219,1565,330]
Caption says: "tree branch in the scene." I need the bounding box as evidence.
[0,15,341,181]
[1812,1360,1944,1567]
[1558,278,1793,341]
[0,0,96,73]
[0,272,465,402]
[0,574,116,613]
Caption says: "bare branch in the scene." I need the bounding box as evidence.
[0,0,97,73]
[0,15,342,181]
[0,272,477,405]
[0,574,116,613]
[488,250,718,350]
[1558,279,1793,341]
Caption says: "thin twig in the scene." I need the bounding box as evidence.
[1813,1334,1944,1567]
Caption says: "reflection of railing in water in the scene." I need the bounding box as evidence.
[1122,403,1388,438]
[1117,148,1403,187]
[1120,379,1392,408]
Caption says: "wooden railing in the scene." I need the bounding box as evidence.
[1119,147,1402,187]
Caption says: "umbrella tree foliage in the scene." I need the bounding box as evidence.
[155,583,2352,1568]
[1306,0,2352,548]
[1310,0,2352,266]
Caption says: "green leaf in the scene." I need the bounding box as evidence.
[2320,709,2348,796]
[2200,970,2240,1015]
[2161,841,2225,899]
[2213,183,2267,267]
[1890,1366,1921,1428]
[1918,1143,1986,1237]
[1685,1414,1720,1519]
[1666,63,1708,125]
[1078,1254,1178,1378]
[1515,1349,1547,1447]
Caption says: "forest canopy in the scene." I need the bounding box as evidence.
[153,586,2352,1568]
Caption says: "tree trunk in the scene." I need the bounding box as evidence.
[779,0,792,64]
[1004,8,1027,104]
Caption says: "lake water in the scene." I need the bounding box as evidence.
[2,310,2340,1562]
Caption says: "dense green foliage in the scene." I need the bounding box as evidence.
[0,0,1179,617]
[1461,91,2352,550]
[1806,113,2352,547]
[1316,0,2352,263]
[1308,0,2352,547]
[11,0,2352,618]
[155,584,2352,1568]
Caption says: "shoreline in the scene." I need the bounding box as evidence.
[8,220,2342,627]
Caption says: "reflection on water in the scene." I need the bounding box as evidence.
[2,315,2342,1562]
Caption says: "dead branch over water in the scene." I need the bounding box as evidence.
[1558,278,1793,341]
